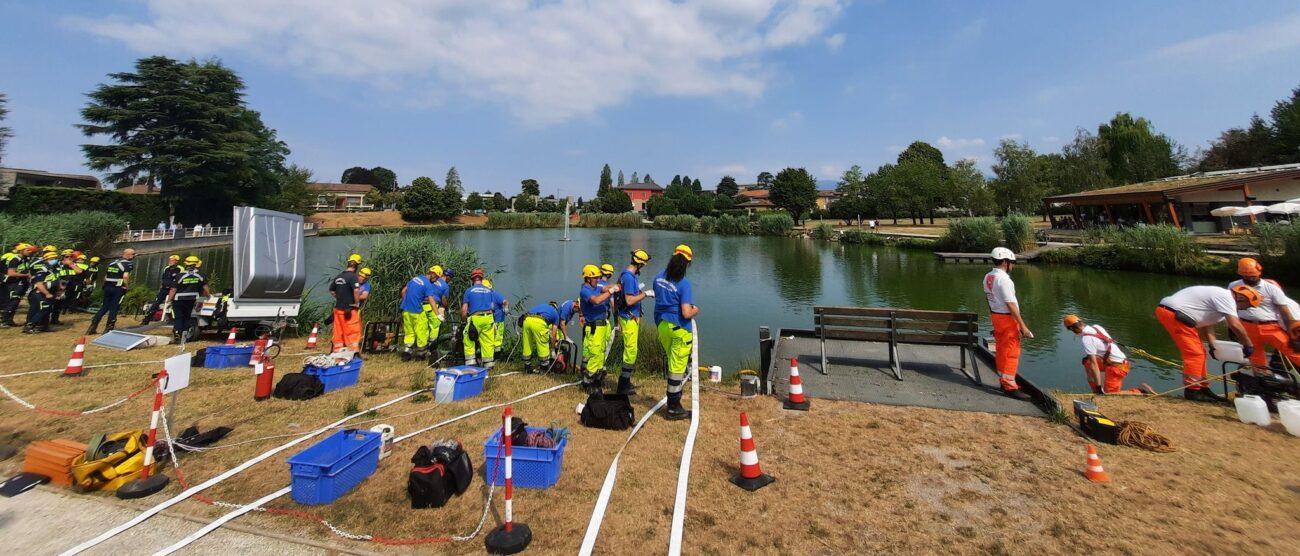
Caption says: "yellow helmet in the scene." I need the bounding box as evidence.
[359,267,373,278]
[60,248,75,256]
[482,278,494,289]
[14,243,31,252]
[600,263,615,276]
[184,255,201,265]
[582,264,601,279]
[76,253,87,261]
[673,244,694,262]
[631,249,651,265]
[430,265,444,276]
[168,254,180,262]
[42,251,58,260]
[43,245,57,253]
[90,256,101,263]
[347,253,363,264]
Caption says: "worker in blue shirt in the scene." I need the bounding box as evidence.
[400,266,439,360]
[614,249,653,395]
[580,264,619,393]
[654,244,698,420]
[425,266,450,352]
[520,299,578,373]
[460,268,499,368]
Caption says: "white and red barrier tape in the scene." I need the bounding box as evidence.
[0,377,158,416]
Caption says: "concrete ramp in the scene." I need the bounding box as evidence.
[770,332,1043,417]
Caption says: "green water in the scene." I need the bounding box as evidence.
[135,228,1214,392]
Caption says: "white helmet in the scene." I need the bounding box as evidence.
[991,247,1016,262]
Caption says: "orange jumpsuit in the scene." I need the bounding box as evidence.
[1156,306,1206,388]
[991,313,1021,390]
[1082,357,1140,394]
[332,308,361,352]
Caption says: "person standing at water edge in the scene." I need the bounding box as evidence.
[1228,258,1300,367]
[167,256,209,342]
[425,266,450,355]
[1156,285,1258,403]
[142,255,182,325]
[616,249,653,395]
[1062,315,1148,395]
[983,247,1033,400]
[86,249,134,335]
[654,244,698,420]
[520,299,577,373]
[330,254,364,352]
[461,268,498,368]
[400,267,438,360]
[579,264,618,393]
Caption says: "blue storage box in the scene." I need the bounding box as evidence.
[483,427,567,489]
[203,345,253,368]
[287,429,381,505]
[435,365,488,401]
[304,358,362,392]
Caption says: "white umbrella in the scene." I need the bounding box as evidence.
[1267,202,1300,215]
[1210,206,1246,217]
[1240,205,1270,215]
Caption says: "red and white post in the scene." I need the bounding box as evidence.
[305,323,320,349]
[61,337,87,378]
[117,370,171,498]
[485,405,532,554]
[730,411,775,491]
[225,327,238,345]
[783,358,811,411]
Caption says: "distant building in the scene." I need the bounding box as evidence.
[735,188,777,215]
[617,179,664,212]
[815,189,837,210]
[115,183,160,195]
[0,167,101,200]
[307,182,376,212]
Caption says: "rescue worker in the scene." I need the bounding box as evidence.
[599,263,618,351]
[142,255,182,325]
[400,267,440,360]
[50,249,84,324]
[1,243,39,327]
[615,249,653,395]
[1229,258,1300,367]
[86,249,135,335]
[483,278,508,352]
[358,267,373,308]
[63,252,90,312]
[520,299,578,373]
[461,268,498,368]
[1063,315,1149,395]
[166,256,209,342]
[82,255,102,306]
[983,247,1034,400]
[579,264,619,393]
[653,245,697,420]
[23,251,63,334]
[329,254,364,352]
[1156,285,1258,402]
[425,266,450,353]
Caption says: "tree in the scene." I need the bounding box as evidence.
[1197,116,1275,171]
[491,192,509,212]
[670,175,682,188]
[0,93,12,165]
[691,178,702,192]
[601,190,633,213]
[1097,113,1180,184]
[1272,86,1300,164]
[716,175,739,198]
[410,176,436,189]
[898,141,946,167]
[263,164,317,216]
[399,178,440,221]
[342,167,378,186]
[617,170,625,186]
[949,159,992,216]
[513,194,538,212]
[371,167,398,192]
[713,194,734,211]
[756,171,774,188]
[537,197,561,213]
[443,166,462,195]
[664,179,692,199]
[678,192,712,216]
[1052,129,1112,194]
[681,175,692,191]
[891,157,945,224]
[631,172,639,184]
[79,56,288,223]
[643,174,653,184]
[466,192,484,212]
[769,167,817,223]
[646,195,678,218]
[990,139,1050,215]
[520,178,540,196]
[599,164,613,197]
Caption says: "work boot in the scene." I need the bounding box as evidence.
[616,377,637,396]
[664,401,691,421]
[584,373,605,395]
[401,346,412,362]
[1184,387,1226,404]
[0,312,13,327]
[21,323,39,334]
[104,319,116,333]
[1002,388,1032,401]
[86,321,99,335]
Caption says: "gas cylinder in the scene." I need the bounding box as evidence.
[249,334,270,366]
[254,357,275,401]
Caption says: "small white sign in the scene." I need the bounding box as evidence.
[163,352,192,394]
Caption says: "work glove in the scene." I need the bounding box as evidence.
[609,284,621,293]
[1242,345,1255,359]
[437,308,446,322]
[1207,344,1217,360]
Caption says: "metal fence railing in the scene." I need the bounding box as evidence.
[117,222,317,243]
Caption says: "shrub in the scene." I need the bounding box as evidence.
[485,212,564,229]
[1249,223,1300,282]
[578,212,644,228]
[838,230,937,250]
[714,214,750,235]
[756,213,795,236]
[938,217,1000,252]
[653,214,700,232]
[0,210,128,256]
[1037,225,1228,277]
[348,234,482,321]
[1001,213,1034,252]
[4,185,168,226]
[810,222,835,240]
[697,216,718,234]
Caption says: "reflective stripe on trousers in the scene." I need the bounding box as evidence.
[990,313,1021,390]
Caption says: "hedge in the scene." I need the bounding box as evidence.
[5,185,169,226]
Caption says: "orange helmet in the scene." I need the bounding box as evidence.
[469,267,485,280]
[1237,257,1262,278]
[1062,314,1081,328]
[1230,284,1262,307]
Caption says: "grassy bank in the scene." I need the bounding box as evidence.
[316,223,470,236]
[1035,225,1240,279]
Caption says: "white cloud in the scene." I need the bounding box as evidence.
[66,0,848,125]
[999,133,1022,141]
[771,110,805,129]
[819,163,841,177]
[885,145,904,153]
[1151,12,1300,63]
[935,136,985,149]
[825,33,846,52]
[716,164,748,175]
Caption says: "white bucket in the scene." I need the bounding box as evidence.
[369,424,395,459]
[1211,340,1248,364]
[1277,400,1300,437]
[434,373,458,403]
[709,366,722,383]
[1233,394,1271,426]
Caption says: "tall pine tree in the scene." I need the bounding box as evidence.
[598,164,613,197]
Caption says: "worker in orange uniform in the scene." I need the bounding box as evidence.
[329,254,364,352]
[1156,285,1259,403]
[1062,315,1151,395]
[983,247,1033,400]
[1228,258,1300,368]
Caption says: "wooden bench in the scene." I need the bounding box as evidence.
[813,306,982,383]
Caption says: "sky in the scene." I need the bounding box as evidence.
[3,1,1300,198]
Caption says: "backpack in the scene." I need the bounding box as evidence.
[612,270,635,316]
[408,441,474,509]
[272,373,325,400]
[580,393,635,430]
[431,442,473,496]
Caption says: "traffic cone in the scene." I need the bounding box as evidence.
[225,327,238,345]
[783,358,810,410]
[730,412,775,491]
[1085,444,1110,483]
[61,337,87,378]
[305,323,320,349]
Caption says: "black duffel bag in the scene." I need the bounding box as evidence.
[580,393,634,430]
[408,441,474,508]
[272,373,324,400]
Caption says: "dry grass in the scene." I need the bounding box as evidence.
[307,211,487,229]
[2,321,1299,554]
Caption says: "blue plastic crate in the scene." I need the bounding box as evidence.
[203,345,253,368]
[304,358,362,392]
[287,429,381,505]
[483,427,567,489]
[436,365,488,401]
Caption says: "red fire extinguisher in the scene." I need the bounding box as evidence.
[249,334,270,367]
[254,356,275,401]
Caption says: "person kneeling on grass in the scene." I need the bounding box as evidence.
[1062,314,1152,395]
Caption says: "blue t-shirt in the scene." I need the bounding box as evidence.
[429,278,448,305]
[528,300,577,326]
[492,290,506,323]
[464,283,496,314]
[580,283,609,322]
[400,276,431,313]
[359,282,372,307]
[653,271,694,328]
[618,269,642,318]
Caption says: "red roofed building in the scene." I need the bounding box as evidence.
[618,179,664,212]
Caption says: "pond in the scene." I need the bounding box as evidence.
[134,228,1215,392]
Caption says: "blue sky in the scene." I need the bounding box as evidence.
[3,1,1300,198]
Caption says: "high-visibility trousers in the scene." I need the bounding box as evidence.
[582,321,610,376]
[657,321,692,401]
[619,316,639,368]
[494,321,505,350]
[402,311,429,348]
[1156,306,1206,388]
[332,308,362,351]
[1241,321,1300,367]
[1082,357,1141,394]
[464,313,497,367]
[425,307,443,347]
[522,315,551,363]
[990,313,1021,391]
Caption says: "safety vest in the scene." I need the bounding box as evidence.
[174,269,206,299]
[27,264,59,296]
[1,252,23,283]
[70,430,147,492]
[104,259,132,287]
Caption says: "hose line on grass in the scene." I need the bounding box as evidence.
[1116,421,1176,453]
